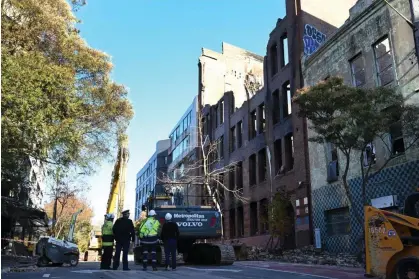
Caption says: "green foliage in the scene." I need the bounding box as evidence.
[267,190,292,244]
[294,76,419,211]
[1,0,134,190]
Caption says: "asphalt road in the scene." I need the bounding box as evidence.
[2,261,333,279]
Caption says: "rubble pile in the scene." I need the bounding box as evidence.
[245,245,363,268]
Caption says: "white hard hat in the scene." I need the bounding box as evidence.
[165,213,172,221]
[105,213,114,220]
[148,210,157,216]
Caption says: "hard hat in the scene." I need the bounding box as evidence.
[122,210,130,215]
[105,213,114,220]
[165,213,172,221]
[148,210,157,216]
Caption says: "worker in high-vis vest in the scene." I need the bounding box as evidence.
[100,213,115,270]
[139,209,161,271]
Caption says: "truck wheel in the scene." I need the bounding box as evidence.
[37,256,49,267]
[69,255,79,267]
[396,260,419,279]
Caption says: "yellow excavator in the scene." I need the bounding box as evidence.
[83,134,129,261]
[364,189,419,279]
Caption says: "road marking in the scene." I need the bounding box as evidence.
[184,267,241,273]
[71,270,107,274]
[238,265,337,279]
[42,274,50,278]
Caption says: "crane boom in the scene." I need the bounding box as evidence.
[106,134,129,218]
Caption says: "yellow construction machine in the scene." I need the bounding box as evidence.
[364,190,419,279]
[83,134,129,261]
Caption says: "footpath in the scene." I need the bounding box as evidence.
[235,261,368,279]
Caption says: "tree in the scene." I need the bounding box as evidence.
[44,195,93,252]
[294,77,419,224]
[1,0,134,190]
[265,188,293,251]
[159,110,248,237]
[46,166,89,233]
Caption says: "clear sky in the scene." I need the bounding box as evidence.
[75,0,286,225]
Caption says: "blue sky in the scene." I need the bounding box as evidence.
[75,0,285,224]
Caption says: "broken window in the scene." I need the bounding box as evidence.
[249,154,257,185]
[274,139,282,174]
[284,133,294,170]
[250,110,257,139]
[270,43,278,76]
[327,142,339,182]
[258,148,267,182]
[260,198,269,233]
[229,168,235,200]
[258,103,266,133]
[237,121,243,148]
[373,37,394,87]
[390,121,405,155]
[220,100,224,124]
[230,126,236,152]
[272,89,280,124]
[325,207,351,236]
[250,202,258,236]
[282,82,291,117]
[350,54,366,87]
[237,206,244,237]
[363,143,376,166]
[280,33,289,67]
[236,162,243,190]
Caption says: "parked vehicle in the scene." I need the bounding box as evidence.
[36,237,79,267]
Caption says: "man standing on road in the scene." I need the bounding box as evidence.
[161,213,179,271]
[112,210,135,271]
[100,213,115,270]
[138,210,161,271]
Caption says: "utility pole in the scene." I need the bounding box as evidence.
[410,0,419,65]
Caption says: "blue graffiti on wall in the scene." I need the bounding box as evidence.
[303,24,326,57]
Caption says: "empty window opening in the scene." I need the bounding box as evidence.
[250,202,258,236]
[373,37,394,87]
[229,169,235,200]
[258,148,267,182]
[236,162,243,190]
[214,106,219,128]
[237,121,243,148]
[363,143,376,167]
[260,198,269,233]
[282,82,292,117]
[237,206,244,237]
[274,139,283,175]
[270,43,278,76]
[284,133,294,170]
[219,100,224,124]
[272,90,280,124]
[250,110,257,139]
[230,126,236,152]
[258,103,266,133]
[280,34,289,67]
[249,154,257,186]
[350,54,366,88]
[325,207,351,236]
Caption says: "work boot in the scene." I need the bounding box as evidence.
[142,268,147,271]
[165,266,170,271]
[123,268,130,271]
[153,267,158,271]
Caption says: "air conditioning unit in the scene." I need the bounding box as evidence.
[371,195,398,209]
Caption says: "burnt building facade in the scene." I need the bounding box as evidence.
[198,0,357,248]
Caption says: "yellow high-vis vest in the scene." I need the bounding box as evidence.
[139,217,160,238]
[101,221,114,247]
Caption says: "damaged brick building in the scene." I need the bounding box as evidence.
[198,0,357,248]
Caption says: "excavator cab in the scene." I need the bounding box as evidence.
[364,190,419,279]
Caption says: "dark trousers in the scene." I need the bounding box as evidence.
[164,238,177,269]
[141,236,158,269]
[113,241,130,270]
[100,246,113,269]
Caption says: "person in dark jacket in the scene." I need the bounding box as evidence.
[112,210,135,271]
[160,213,179,270]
